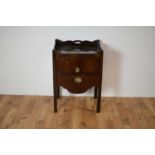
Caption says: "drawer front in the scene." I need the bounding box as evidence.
[56,56,99,74]
[57,75,99,94]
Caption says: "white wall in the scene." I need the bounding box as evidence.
[0,26,155,97]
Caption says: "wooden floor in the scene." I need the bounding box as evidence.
[0,95,155,129]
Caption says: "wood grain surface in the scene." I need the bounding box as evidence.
[0,95,155,129]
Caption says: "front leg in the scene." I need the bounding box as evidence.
[57,86,60,99]
[94,87,98,99]
[96,86,101,113]
[53,83,57,113]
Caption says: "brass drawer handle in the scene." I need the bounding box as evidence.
[75,66,80,73]
[74,77,82,83]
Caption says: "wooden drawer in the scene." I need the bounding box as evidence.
[56,55,99,74]
[57,75,99,94]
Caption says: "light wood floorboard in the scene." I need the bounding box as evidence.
[0,95,155,129]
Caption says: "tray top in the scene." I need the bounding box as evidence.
[59,50,97,54]
[53,39,103,53]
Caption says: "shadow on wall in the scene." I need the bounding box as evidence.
[100,41,122,96]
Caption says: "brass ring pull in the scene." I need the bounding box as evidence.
[74,77,82,83]
[75,66,80,73]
